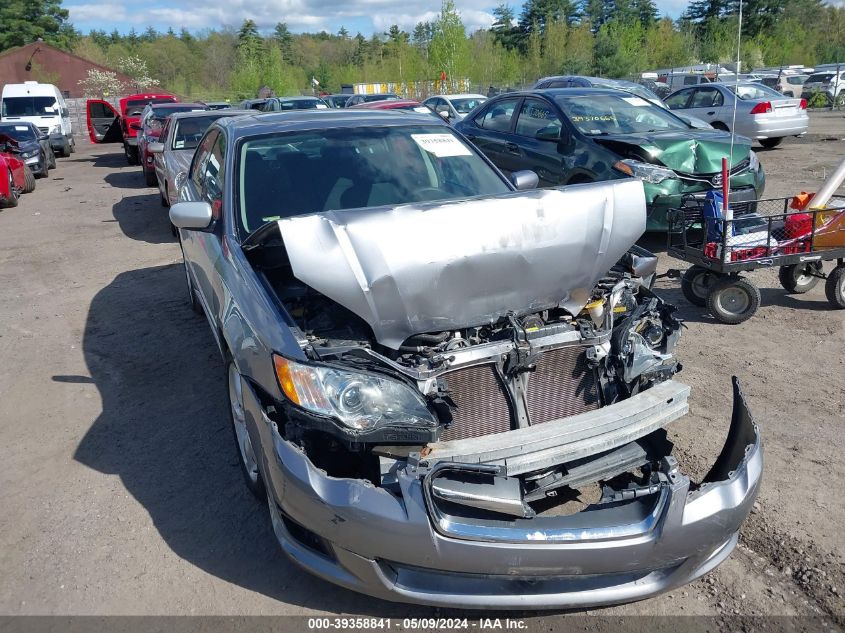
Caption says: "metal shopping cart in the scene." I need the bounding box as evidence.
[666,196,845,323]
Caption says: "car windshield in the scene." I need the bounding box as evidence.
[787,76,808,85]
[277,99,328,110]
[126,98,173,116]
[1,96,57,117]
[363,94,398,102]
[554,94,688,135]
[237,125,510,234]
[805,73,834,83]
[728,83,784,100]
[172,115,224,150]
[450,97,486,113]
[0,124,36,141]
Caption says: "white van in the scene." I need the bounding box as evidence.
[1,82,75,156]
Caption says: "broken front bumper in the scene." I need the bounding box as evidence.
[250,378,762,609]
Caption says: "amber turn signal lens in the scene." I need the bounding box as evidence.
[273,355,300,405]
[614,160,634,177]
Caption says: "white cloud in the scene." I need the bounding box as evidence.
[69,0,496,33]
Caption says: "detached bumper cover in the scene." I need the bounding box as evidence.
[251,378,762,609]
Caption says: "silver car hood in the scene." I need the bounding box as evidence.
[278,179,646,350]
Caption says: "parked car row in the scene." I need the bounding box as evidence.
[0,81,74,209]
[157,107,762,610]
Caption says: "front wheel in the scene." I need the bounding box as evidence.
[22,165,36,193]
[681,265,716,307]
[706,277,761,324]
[760,137,783,149]
[825,265,845,309]
[228,361,265,499]
[2,169,19,208]
[779,262,821,293]
[125,143,138,166]
[48,149,56,169]
[144,168,157,187]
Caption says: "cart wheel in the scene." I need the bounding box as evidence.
[778,262,821,294]
[824,265,845,309]
[681,266,717,307]
[706,277,761,324]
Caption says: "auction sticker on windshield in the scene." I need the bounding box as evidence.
[411,133,471,157]
[622,96,651,107]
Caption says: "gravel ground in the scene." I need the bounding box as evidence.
[0,113,843,625]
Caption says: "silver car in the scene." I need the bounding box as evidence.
[665,82,808,148]
[169,110,761,609]
[150,110,250,208]
[422,93,487,122]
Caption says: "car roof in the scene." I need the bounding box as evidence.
[167,109,252,120]
[216,109,449,140]
[150,102,207,110]
[350,99,422,109]
[507,87,638,98]
[438,93,486,99]
[271,96,323,101]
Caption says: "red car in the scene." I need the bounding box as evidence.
[0,149,27,209]
[348,99,437,115]
[137,102,207,186]
[85,93,177,165]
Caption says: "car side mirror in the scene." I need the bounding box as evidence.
[535,126,561,141]
[510,170,539,190]
[61,107,69,117]
[38,133,49,142]
[436,105,450,118]
[169,201,213,230]
[148,142,164,153]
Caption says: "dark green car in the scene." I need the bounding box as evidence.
[454,88,765,231]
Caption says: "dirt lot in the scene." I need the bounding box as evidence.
[0,113,843,626]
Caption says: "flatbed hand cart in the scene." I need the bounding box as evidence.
[666,196,845,324]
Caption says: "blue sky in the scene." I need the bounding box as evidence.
[65,0,692,37]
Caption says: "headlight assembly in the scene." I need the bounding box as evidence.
[273,355,437,432]
[21,149,39,159]
[614,159,675,184]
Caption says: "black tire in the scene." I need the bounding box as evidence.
[825,265,845,309]
[144,168,157,187]
[760,137,783,149]
[2,169,18,208]
[125,143,138,166]
[681,265,716,307]
[778,262,821,294]
[57,137,71,158]
[711,122,729,132]
[180,244,203,315]
[161,183,170,208]
[706,277,761,324]
[227,360,266,500]
[69,136,76,154]
[22,165,36,193]
[171,222,178,237]
[48,148,56,169]
[39,152,50,178]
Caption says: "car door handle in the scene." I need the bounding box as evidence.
[505,142,520,154]
[707,111,715,115]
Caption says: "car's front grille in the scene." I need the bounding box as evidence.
[526,347,600,424]
[440,364,512,441]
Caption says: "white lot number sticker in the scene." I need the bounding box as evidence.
[315,103,328,109]
[411,133,471,157]
[622,96,650,107]
[15,125,28,131]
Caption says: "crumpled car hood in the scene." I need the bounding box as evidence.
[278,179,646,350]
[597,129,751,174]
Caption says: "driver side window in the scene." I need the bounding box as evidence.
[191,130,218,191]
[665,90,691,109]
[515,98,561,137]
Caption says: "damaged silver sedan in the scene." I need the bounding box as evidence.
[171,110,762,609]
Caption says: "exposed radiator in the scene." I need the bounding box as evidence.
[526,347,600,424]
[440,364,512,441]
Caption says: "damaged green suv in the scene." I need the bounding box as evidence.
[454,88,765,231]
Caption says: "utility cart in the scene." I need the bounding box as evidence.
[666,196,845,324]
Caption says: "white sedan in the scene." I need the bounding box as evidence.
[422,93,487,122]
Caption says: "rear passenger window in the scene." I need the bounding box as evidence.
[191,130,218,190]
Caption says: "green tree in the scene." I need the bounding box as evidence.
[238,19,263,62]
[0,0,78,51]
[429,0,471,81]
